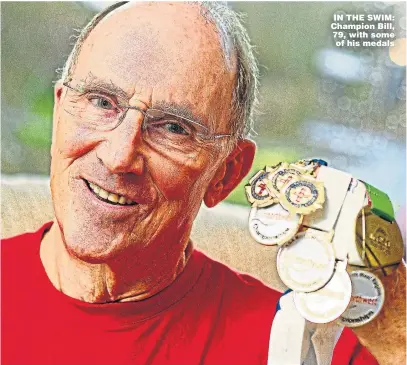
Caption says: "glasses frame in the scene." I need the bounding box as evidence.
[62,81,232,141]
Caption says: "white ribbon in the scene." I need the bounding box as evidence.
[268,291,307,365]
[332,179,366,264]
[303,166,352,234]
[267,291,344,365]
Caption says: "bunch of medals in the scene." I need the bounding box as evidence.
[245,159,404,326]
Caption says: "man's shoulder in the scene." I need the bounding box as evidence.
[2,221,50,244]
[193,250,279,359]
[2,230,36,254]
[199,249,279,289]
[2,223,53,306]
[2,222,51,265]
[197,249,281,314]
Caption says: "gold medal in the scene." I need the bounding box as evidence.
[265,163,304,197]
[279,176,325,215]
[294,159,311,166]
[355,207,404,275]
[265,162,282,173]
[290,160,317,175]
[245,170,278,207]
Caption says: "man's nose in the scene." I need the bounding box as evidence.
[96,109,146,175]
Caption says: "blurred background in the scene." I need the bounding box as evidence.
[1,1,406,217]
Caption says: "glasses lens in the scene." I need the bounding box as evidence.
[64,87,124,131]
[63,86,218,159]
[144,110,211,155]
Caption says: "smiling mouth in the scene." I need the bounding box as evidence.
[84,179,138,206]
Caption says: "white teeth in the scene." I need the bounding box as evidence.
[87,181,134,205]
[98,189,109,199]
[93,185,100,194]
[107,193,119,203]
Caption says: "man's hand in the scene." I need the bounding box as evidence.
[352,263,406,365]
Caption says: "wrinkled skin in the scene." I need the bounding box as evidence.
[41,2,255,303]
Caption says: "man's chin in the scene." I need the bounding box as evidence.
[61,225,131,264]
[65,243,119,264]
[64,240,120,264]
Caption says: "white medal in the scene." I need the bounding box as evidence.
[337,270,385,327]
[276,229,336,292]
[249,204,302,246]
[294,261,352,323]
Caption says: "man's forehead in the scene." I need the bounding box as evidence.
[74,2,234,80]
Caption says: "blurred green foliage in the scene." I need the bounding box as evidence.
[15,90,54,149]
[15,118,52,149]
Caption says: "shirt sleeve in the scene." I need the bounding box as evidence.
[332,327,379,365]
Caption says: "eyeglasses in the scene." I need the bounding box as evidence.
[62,81,232,158]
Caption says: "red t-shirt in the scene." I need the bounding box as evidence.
[2,223,377,365]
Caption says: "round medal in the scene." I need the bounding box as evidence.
[267,163,303,195]
[338,270,385,327]
[276,229,336,292]
[355,207,404,275]
[279,178,325,215]
[249,204,303,246]
[294,266,352,323]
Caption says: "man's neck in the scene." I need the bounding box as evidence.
[40,221,192,303]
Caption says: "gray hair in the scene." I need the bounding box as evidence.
[60,1,259,140]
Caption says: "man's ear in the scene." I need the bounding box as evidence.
[50,80,64,157]
[204,139,256,208]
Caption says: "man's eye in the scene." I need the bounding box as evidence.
[163,122,189,135]
[89,96,115,110]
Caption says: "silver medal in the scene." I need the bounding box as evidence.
[337,270,385,327]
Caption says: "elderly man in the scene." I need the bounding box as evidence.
[2,2,405,365]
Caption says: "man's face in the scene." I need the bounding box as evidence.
[51,3,237,262]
